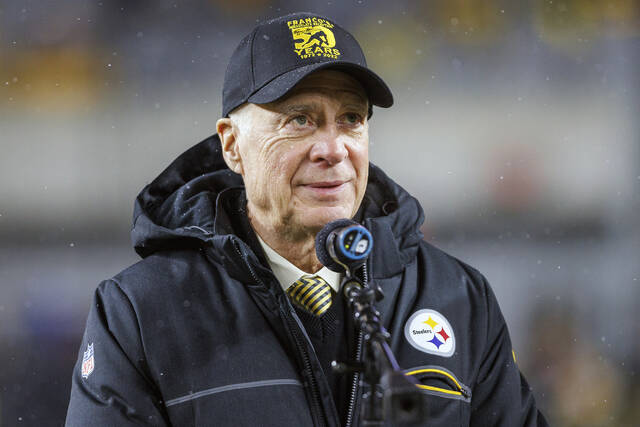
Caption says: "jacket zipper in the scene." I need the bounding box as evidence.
[404,367,471,401]
[344,261,369,427]
[281,305,326,427]
[231,241,326,427]
[344,331,363,427]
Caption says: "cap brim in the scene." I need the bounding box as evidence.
[247,61,393,109]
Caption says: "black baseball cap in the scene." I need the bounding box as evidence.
[222,12,393,117]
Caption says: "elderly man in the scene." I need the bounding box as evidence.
[66,12,547,426]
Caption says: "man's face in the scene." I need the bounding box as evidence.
[230,70,369,240]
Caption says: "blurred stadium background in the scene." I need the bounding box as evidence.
[1,0,638,425]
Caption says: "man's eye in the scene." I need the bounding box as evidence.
[293,115,308,126]
[343,113,361,124]
[345,113,359,124]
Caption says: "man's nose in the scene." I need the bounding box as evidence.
[309,127,348,166]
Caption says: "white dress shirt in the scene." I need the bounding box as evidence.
[256,234,342,293]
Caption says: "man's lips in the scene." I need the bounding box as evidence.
[306,180,346,188]
[300,180,349,195]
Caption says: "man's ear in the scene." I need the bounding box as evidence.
[216,117,243,175]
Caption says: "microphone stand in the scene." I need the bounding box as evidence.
[333,271,425,426]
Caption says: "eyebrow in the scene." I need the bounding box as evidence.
[282,103,321,114]
[343,102,369,113]
[279,99,369,115]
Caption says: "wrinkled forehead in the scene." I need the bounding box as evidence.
[273,70,368,108]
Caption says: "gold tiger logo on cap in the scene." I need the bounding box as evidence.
[287,18,341,59]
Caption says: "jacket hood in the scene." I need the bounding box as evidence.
[131,134,425,278]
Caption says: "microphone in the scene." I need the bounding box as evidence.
[315,219,373,273]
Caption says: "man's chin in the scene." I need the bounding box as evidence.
[298,207,355,232]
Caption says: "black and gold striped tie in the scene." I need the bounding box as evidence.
[287,275,332,316]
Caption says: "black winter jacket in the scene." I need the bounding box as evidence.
[66,135,547,426]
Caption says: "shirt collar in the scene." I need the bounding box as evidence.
[256,234,341,293]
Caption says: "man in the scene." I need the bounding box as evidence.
[66,12,547,426]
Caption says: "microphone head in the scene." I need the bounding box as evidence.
[315,218,358,272]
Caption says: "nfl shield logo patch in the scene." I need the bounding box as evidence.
[81,343,95,379]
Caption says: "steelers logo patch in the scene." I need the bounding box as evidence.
[287,17,341,59]
[404,309,455,357]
